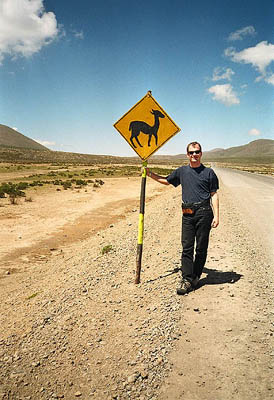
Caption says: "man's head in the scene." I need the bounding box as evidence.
[186,141,202,167]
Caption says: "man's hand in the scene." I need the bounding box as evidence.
[141,166,149,176]
[210,192,219,228]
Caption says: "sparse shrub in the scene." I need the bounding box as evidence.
[29,181,43,187]
[26,292,39,300]
[75,179,87,186]
[0,182,26,202]
[17,182,28,190]
[62,181,72,190]
[101,245,112,255]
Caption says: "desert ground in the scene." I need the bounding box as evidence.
[0,166,273,400]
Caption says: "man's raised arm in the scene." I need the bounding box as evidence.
[146,168,170,186]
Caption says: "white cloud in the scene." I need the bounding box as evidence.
[225,41,274,74]
[265,73,274,85]
[73,30,84,40]
[208,84,240,106]
[228,26,256,41]
[212,67,235,81]
[225,41,274,84]
[248,128,261,136]
[255,75,263,83]
[0,0,59,64]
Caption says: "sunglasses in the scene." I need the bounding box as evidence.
[188,150,201,155]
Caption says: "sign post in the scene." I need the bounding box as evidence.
[114,91,180,283]
[135,159,147,284]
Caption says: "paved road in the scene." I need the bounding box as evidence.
[215,167,274,261]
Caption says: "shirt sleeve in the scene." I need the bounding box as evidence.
[166,168,181,187]
[209,170,219,192]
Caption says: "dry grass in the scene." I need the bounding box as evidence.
[0,158,272,205]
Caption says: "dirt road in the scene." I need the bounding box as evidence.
[0,168,273,399]
[214,167,274,260]
[159,168,274,399]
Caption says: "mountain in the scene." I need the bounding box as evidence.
[0,129,273,164]
[153,139,274,162]
[0,124,49,151]
[202,139,274,159]
[205,147,225,153]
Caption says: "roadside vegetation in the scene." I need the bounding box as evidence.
[0,160,272,206]
[0,164,175,183]
[0,182,27,204]
[0,164,175,205]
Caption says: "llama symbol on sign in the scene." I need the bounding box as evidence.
[129,109,165,148]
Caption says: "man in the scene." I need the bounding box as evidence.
[146,141,219,295]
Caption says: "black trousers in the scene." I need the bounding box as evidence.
[181,205,213,282]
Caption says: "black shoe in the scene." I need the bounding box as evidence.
[177,279,192,295]
[192,276,200,288]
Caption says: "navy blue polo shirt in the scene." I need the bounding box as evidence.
[166,164,219,203]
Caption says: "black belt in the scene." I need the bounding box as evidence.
[182,199,210,209]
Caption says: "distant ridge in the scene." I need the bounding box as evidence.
[152,139,274,162]
[0,124,49,151]
[203,139,274,158]
[0,136,273,164]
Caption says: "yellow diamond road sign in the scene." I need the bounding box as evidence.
[114,92,181,160]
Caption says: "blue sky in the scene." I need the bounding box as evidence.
[0,0,273,156]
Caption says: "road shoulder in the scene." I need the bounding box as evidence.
[158,177,274,400]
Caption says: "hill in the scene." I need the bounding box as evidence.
[0,147,135,165]
[0,134,273,165]
[203,139,274,159]
[0,124,49,151]
[152,139,274,163]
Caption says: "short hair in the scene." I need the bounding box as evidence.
[187,141,202,153]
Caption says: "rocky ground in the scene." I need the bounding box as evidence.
[0,174,273,400]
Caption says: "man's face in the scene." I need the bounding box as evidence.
[187,144,202,165]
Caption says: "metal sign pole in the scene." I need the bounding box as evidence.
[135,160,147,284]
[113,90,181,285]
